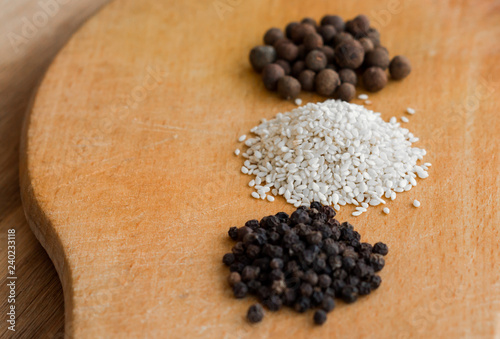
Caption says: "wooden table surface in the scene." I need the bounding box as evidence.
[20,0,500,338]
[0,1,107,338]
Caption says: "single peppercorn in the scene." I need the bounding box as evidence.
[275,40,299,62]
[313,309,327,325]
[373,242,389,255]
[362,67,387,92]
[320,15,345,32]
[277,76,301,100]
[305,50,328,72]
[336,83,356,102]
[340,285,358,303]
[321,296,335,312]
[318,25,336,44]
[294,296,311,313]
[304,33,324,51]
[320,46,335,64]
[335,40,365,69]
[233,282,249,298]
[369,275,382,289]
[247,304,265,323]
[228,226,238,240]
[338,68,358,85]
[291,60,306,77]
[249,45,277,72]
[264,27,284,45]
[364,47,390,70]
[367,28,381,47]
[228,272,241,286]
[285,22,300,39]
[315,69,340,96]
[389,55,411,80]
[263,294,283,311]
[301,17,318,28]
[358,281,372,295]
[223,253,235,266]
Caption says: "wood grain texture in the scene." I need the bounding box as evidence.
[0,1,106,338]
[21,0,500,338]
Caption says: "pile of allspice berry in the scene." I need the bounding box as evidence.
[222,202,389,325]
[249,14,411,101]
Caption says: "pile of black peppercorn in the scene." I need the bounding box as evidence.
[222,202,389,325]
[249,14,411,102]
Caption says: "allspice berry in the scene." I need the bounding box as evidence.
[291,60,306,77]
[305,50,328,71]
[389,55,411,80]
[278,76,301,99]
[315,69,340,96]
[332,32,354,47]
[275,59,291,75]
[304,33,324,51]
[358,37,374,52]
[338,68,357,85]
[318,25,336,44]
[335,40,365,69]
[367,28,381,47]
[262,64,285,91]
[249,45,277,72]
[364,47,390,70]
[362,67,388,92]
[301,17,318,28]
[320,15,345,32]
[336,83,356,102]
[264,27,284,45]
[285,22,299,39]
[345,14,370,38]
[298,70,316,91]
[275,41,299,62]
[320,46,335,64]
[290,23,316,44]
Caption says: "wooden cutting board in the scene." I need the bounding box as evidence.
[20,0,500,337]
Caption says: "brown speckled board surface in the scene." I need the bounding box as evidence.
[20,0,500,337]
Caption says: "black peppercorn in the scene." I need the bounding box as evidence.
[305,50,327,72]
[313,309,327,325]
[373,242,388,255]
[270,258,284,270]
[336,83,356,102]
[247,304,265,323]
[339,68,358,85]
[294,296,311,313]
[304,33,324,51]
[364,47,390,70]
[233,282,249,298]
[275,40,299,62]
[223,253,235,266]
[340,285,358,303]
[283,288,297,306]
[228,226,238,240]
[300,283,313,297]
[358,281,372,295]
[242,266,260,281]
[369,275,382,290]
[362,67,387,92]
[263,294,283,311]
[315,69,340,96]
[237,226,253,241]
[335,40,365,69]
[264,27,284,46]
[369,253,386,272]
[311,289,324,305]
[321,296,335,312]
[318,274,332,288]
[389,55,411,80]
[277,76,301,100]
[228,272,241,286]
[249,45,277,72]
[304,270,319,285]
[320,15,345,32]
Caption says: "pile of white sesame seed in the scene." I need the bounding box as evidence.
[237,99,430,216]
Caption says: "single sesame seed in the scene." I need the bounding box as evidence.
[406,107,416,114]
[401,116,409,123]
[358,94,369,100]
[251,192,260,199]
[383,207,390,214]
[267,195,275,202]
[238,134,247,142]
[295,98,303,105]
[413,199,421,207]
[234,149,240,155]
[364,100,372,105]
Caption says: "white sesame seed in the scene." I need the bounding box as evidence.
[294,98,302,105]
[238,134,247,142]
[238,99,429,214]
[251,192,260,199]
[406,107,416,114]
[241,166,248,174]
[234,149,240,155]
[413,199,421,207]
[401,116,409,123]
[352,211,363,216]
[248,180,255,187]
[364,100,372,105]
[267,195,275,202]
[383,207,390,214]
[358,94,369,100]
